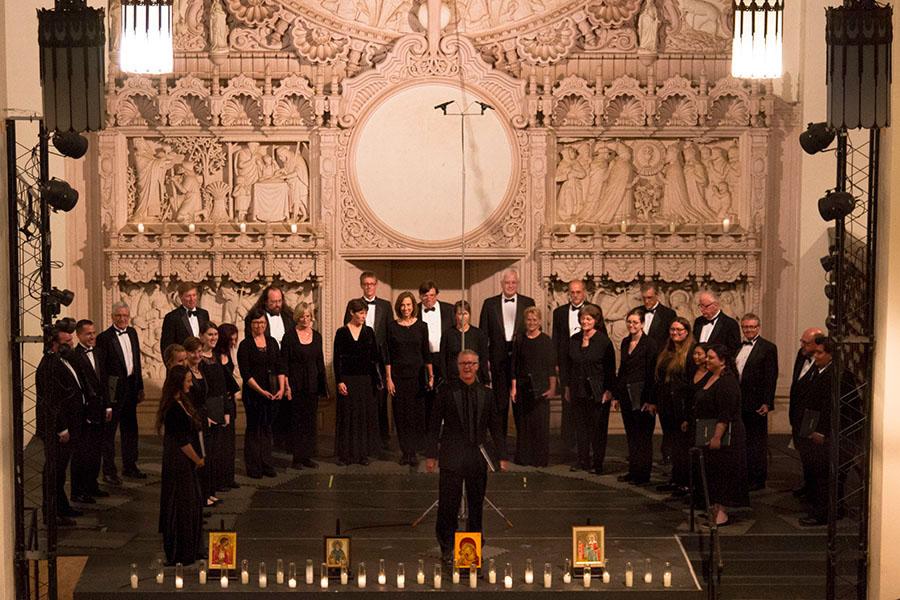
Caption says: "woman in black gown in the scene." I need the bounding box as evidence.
[281,302,327,469]
[510,306,557,467]
[157,365,204,566]
[185,336,215,507]
[333,298,381,466]
[560,304,616,474]
[440,300,490,386]
[214,323,240,489]
[653,317,697,494]
[385,292,433,467]
[693,343,749,525]
[200,322,237,498]
[237,309,285,478]
[613,307,658,485]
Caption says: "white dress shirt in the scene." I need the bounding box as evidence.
[115,328,134,376]
[698,311,721,343]
[568,303,584,337]
[642,302,659,335]
[502,295,517,342]
[736,337,756,379]
[363,297,377,329]
[798,357,814,381]
[80,343,97,373]
[421,304,442,353]
[267,312,286,346]
[185,306,200,337]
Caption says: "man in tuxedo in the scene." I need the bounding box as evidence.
[693,290,741,352]
[96,301,146,481]
[243,284,296,346]
[551,279,595,451]
[426,351,508,568]
[36,323,85,525]
[478,268,535,453]
[735,313,779,491]
[160,282,210,356]
[636,282,677,351]
[70,319,112,503]
[788,327,823,498]
[419,280,455,426]
[344,271,392,448]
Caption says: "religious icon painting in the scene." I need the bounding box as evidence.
[572,525,605,568]
[324,536,351,570]
[454,532,482,569]
[208,531,237,570]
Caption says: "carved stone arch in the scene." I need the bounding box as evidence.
[603,75,646,126]
[113,77,160,127]
[656,75,699,126]
[272,74,316,126]
[221,74,264,127]
[550,75,595,127]
[167,75,212,127]
[708,77,751,127]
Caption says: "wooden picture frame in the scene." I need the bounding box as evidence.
[571,525,605,568]
[324,536,351,570]
[208,531,237,570]
[453,532,482,569]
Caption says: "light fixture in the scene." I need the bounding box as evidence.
[52,132,89,159]
[818,190,856,221]
[38,0,106,133]
[120,0,174,74]
[826,1,892,130]
[731,0,784,79]
[799,122,836,155]
[46,287,75,316]
[42,178,79,212]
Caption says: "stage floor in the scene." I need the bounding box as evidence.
[58,435,831,599]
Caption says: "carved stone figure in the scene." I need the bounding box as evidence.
[682,141,715,220]
[210,0,230,51]
[556,146,587,222]
[668,288,694,320]
[638,0,659,52]
[171,162,205,222]
[678,0,725,36]
[205,181,232,223]
[232,142,262,221]
[132,138,182,221]
[276,146,310,222]
[662,141,705,222]
[705,146,732,218]
[594,141,635,223]
[579,143,610,221]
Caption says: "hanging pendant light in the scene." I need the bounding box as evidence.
[826,1,892,130]
[38,0,107,133]
[731,0,784,79]
[120,0,174,74]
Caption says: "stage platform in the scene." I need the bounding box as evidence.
[57,435,831,599]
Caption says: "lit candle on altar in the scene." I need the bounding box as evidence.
[258,562,267,588]
[488,559,496,584]
[625,562,634,587]
[563,558,571,584]
[433,563,442,589]
[240,560,249,585]
[669,221,677,233]
[175,563,184,589]
[583,566,591,588]
[358,562,367,588]
[188,223,195,233]
[220,571,229,588]
[543,563,552,588]
[525,558,534,584]
[602,565,611,584]
[722,217,731,233]
[137,223,145,233]
[198,560,207,584]
[276,559,284,584]
[569,222,577,233]
[290,223,298,234]
[320,563,329,588]
[378,559,386,585]
[452,566,459,584]
[305,559,313,584]
[469,568,477,588]
[644,559,653,584]
[663,562,672,587]
[504,563,513,589]
[417,560,425,584]
[288,562,297,588]
[620,219,628,233]
[340,565,349,585]
[239,222,247,233]
[156,559,164,584]
[130,564,138,589]
[397,563,405,589]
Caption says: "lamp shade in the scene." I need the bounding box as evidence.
[38,0,106,133]
[731,0,784,79]
[826,2,892,130]
[120,0,174,74]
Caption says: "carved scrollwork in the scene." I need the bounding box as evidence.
[706,256,747,282]
[603,255,644,282]
[655,255,695,281]
[290,18,350,63]
[220,255,264,282]
[516,18,578,66]
[226,0,279,26]
[552,256,593,282]
[586,0,643,27]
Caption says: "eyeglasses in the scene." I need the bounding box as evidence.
[669,327,687,333]
[459,361,478,367]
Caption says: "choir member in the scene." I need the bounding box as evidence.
[237,309,285,478]
[654,317,696,493]
[510,307,557,467]
[440,300,490,386]
[418,280,454,425]
[200,323,235,499]
[735,313,779,491]
[560,304,616,474]
[385,292,433,466]
[612,308,658,485]
[693,291,741,352]
[788,327,823,499]
[214,323,241,489]
[636,282,677,352]
[334,299,382,465]
[280,302,327,469]
[160,282,210,356]
[184,336,214,506]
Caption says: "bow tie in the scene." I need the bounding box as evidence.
[702,317,718,325]
[570,304,582,312]
[365,299,376,305]
[646,307,656,314]
[115,329,128,336]
[266,310,278,317]
[423,307,436,313]
[742,340,754,346]
[186,309,197,317]
[503,297,515,303]
[82,347,93,353]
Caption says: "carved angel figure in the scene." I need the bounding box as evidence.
[276,146,310,222]
[662,141,706,222]
[209,0,229,51]
[638,0,659,52]
[579,143,611,222]
[556,146,587,222]
[132,138,182,220]
[232,142,263,221]
[594,141,635,223]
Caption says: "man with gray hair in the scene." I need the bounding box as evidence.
[96,301,146,482]
[692,290,741,352]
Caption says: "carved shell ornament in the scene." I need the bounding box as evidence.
[516,19,578,66]
[226,0,278,26]
[586,0,643,26]
[291,20,350,63]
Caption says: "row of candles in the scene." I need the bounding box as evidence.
[134,223,300,234]
[134,557,673,589]
[569,217,734,234]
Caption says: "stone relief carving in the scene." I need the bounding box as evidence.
[176,0,209,51]
[663,0,731,53]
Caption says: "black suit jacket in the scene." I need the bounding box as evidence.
[551,302,598,367]
[479,294,536,373]
[426,379,507,474]
[35,351,86,441]
[613,334,658,407]
[417,301,455,336]
[788,349,813,429]
[96,325,144,405]
[72,344,109,423]
[344,297,392,365]
[243,309,296,342]
[160,305,211,355]
[793,362,861,439]
[737,336,779,412]
[693,311,741,353]
[636,303,677,352]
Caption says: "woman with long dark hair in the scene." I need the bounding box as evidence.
[199,322,236,498]
[157,365,204,566]
[184,336,214,507]
[213,323,240,489]
[654,317,696,494]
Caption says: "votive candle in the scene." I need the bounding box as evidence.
[397,563,405,589]
[175,562,184,589]
[290,223,298,234]
[563,558,571,584]
[525,558,533,584]
[488,558,496,584]
[305,559,314,584]
[155,559,164,584]
[504,563,513,589]
[288,562,297,588]
[240,560,249,585]
[130,563,138,589]
[583,566,591,588]
[220,570,229,588]
[543,563,552,588]
[644,558,653,584]
[198,559,207,585]
[137,223,145,233]
[358,562,367,588]
[276,558,284,584]
[239,222,247,233]
[663,562,672,588]
[417,559,425,584]
[722,217,731,233]
[188,223,196,233]
[469,568,477,588]
[433,563,442,589]
[378,559,386,585]
[320,563,329,589]
[258,562,267,588]
[625,562,634,587]
[452,565,459,584]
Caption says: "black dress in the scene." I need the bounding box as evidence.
[614,334,658,482]
[333,326,381,464]
[219,352,240,486]
[511,333,556,467]
[694,373,749,508]
[385,320,431,458]
[560,330,617,471]
[159,400,203,565]
[201,356,232,493]
[655,354,696,487]
[237,336,284,478]
[189,372,211,499]
[440,326,491,386]
[281,328,327,465]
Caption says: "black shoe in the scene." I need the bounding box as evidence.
[59,507,83,518]
[123,469,147,479]
[798,516,826,527]
[591,467,604,475]
[90,489,111,498]
[228,481,241,489]
[359,458,370,466]
[103,474,122,486]
[617,473,633,483]
[71,494,96,504]
[57,516,77,527]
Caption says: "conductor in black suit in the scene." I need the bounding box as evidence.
[344,271,393,448]
[551,279,596,451]
[788,327,824,498]
[96,301,146,481]
[71,319,112,503]
[160,282,210,357]
[479,268,535,452]
[426,350,508,566]
[636,282,677,351]
[693,291,741,352]
[734,313,779,491]
[243,284,296,346]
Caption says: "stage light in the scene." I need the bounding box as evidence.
[818,190,856,221]
[820,254,835,272]
[52,132,89,159]
[824,282,836,300]
[42,178,79,212]
[731,0,784,79]
[46,287,75,316]
[120,0,174,74]
[799,122,836,155]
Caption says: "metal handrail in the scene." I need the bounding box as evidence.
[689,446,723,600]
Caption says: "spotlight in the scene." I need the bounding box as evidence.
[52,132,89,159]
[818,190,855,221]
[45,287,75,317]
[41,178,79,212]
[824,282,836,300]
[799,122,836,155]
[820,254,835,272]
